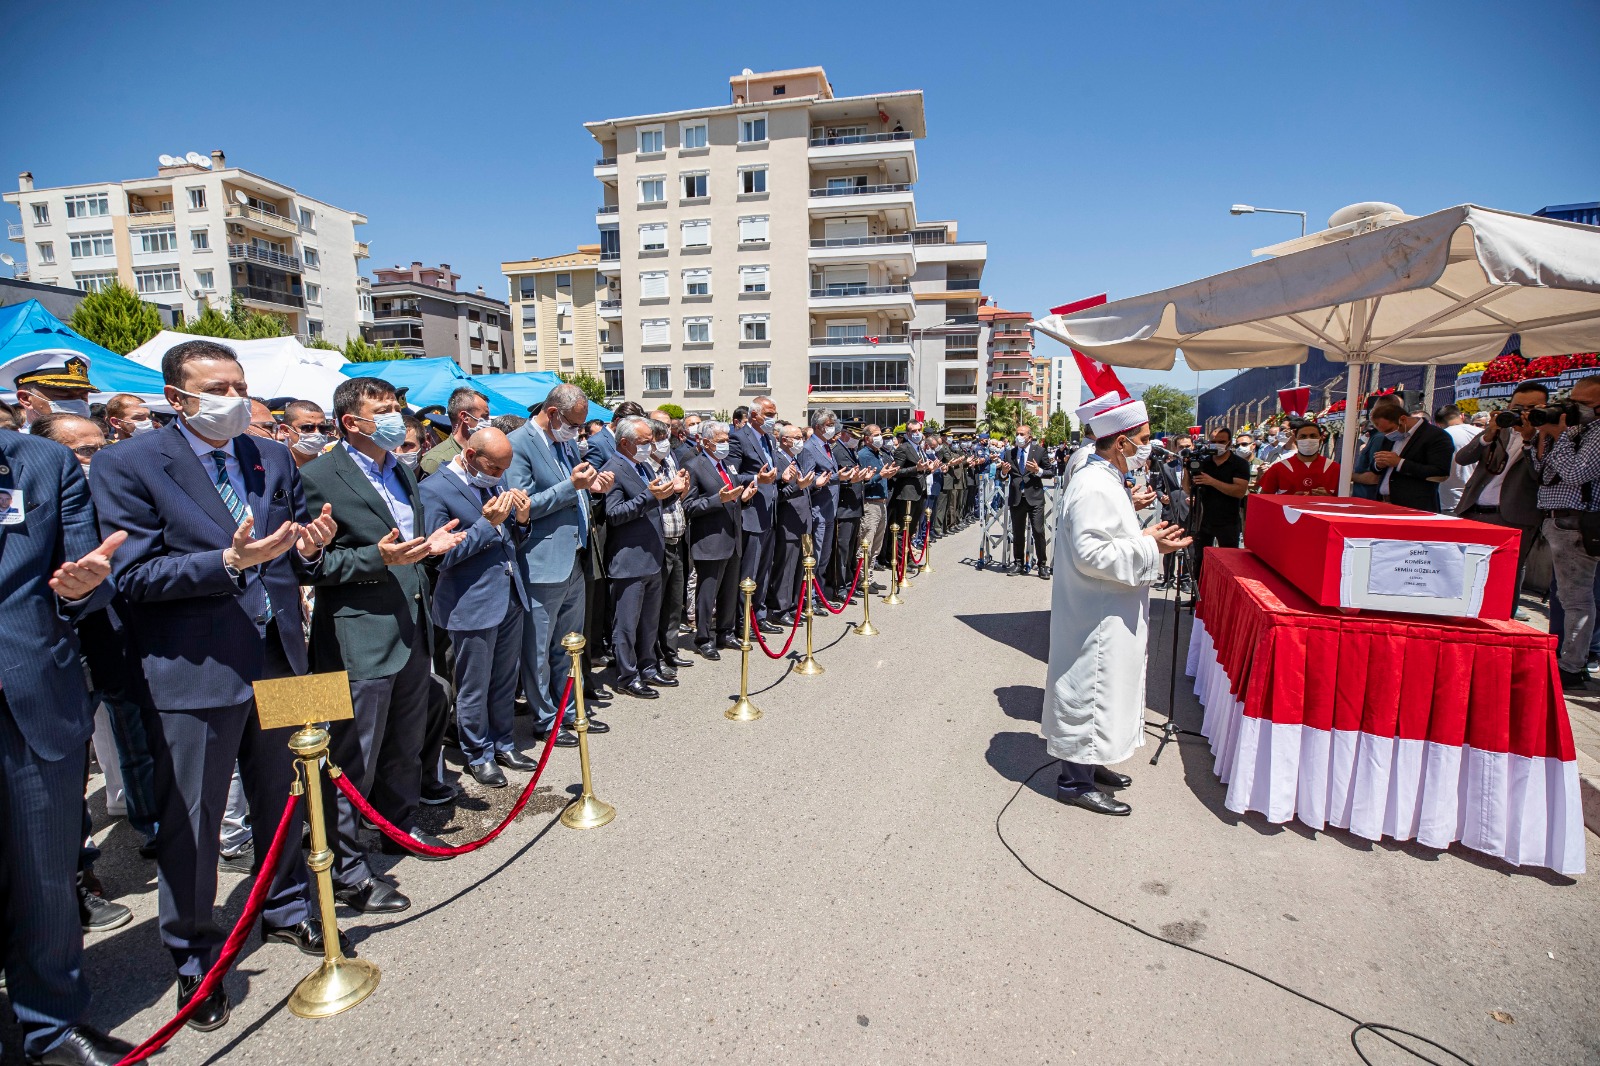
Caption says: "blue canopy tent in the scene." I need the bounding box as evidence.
[341,358,610,421]
[0,300,167,398]
[483,371,612,422]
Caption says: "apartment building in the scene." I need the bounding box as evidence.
[501,246,613,380]
[584,65,983,424]
[3,150,369,343]
[982,306,1045,420]
[369,262,510,374]
[909,219,987,430]
[1046,354,1086,425]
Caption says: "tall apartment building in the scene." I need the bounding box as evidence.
[501,246,614,379]
[584,65,984,425]
[369,262,510,374]
[1046,355,1086,425]
[3,150,369,342]
[909,219,987,430]
[982,306,1045,420]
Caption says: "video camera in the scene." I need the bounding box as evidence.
[1178,446,1210,474]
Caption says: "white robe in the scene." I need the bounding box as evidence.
[1042,457,1163,766]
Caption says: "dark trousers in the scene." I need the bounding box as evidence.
[450,601,524,766]
[330,624,431,890]
[694,554,741,646]
[0,697,92,1057]
[610,572,663,685]
[769,534,807,621]
[1010,500,1047,567]
[740,526,776,621]
[830,514,861,598]
[1189,522,1241,589]
[657,537,687,660]
[524,563,587,733]
[1057,759,1096,795]
[423,622,455,793]
[148,630,311,975]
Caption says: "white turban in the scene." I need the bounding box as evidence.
[1075,393,1149,438]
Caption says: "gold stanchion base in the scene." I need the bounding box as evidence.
[288,956,381,1020]
[561,793,617,830]
[854,619,879,637]
[795,655,825,676]
[920,562,935,574]
[883,589,904,605]
[725,696,763,721]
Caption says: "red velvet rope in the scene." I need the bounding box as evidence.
[116,792,303,1066]
[811,554,865,615]
[750,572,806,659]
[331,678,571,858]
[907,515,930,565]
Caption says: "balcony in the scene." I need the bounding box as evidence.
[807,232,915,271]
[597,251,621,276]
[993,328,1031,341]
[373,307,423,320]
[127,209,175,227]
[598,299,622,319]
[601,343,623,355]
[947,278,981,290]
[991,371,1033,381]
[596,204,618,215]
[910,233,988,266]
[225,203,299,236]
[807,283,914,316]
[943,332,981,349]
[594,157,618,179]
[807,131,917,181]
[7,222,23,241]
[354,241,370,259]
[228,243,302,272]
[807,182,915,225]
[807,333,912,358]
[236,285,305,309]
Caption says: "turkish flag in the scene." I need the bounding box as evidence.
[1277,387,1311,416]
[1049,293,1129,400]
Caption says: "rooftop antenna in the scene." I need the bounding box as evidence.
[232,189,250,205]
[158,154,179,167]
[186,151,213,170]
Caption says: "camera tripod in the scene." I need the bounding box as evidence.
[1150,510,1205,767]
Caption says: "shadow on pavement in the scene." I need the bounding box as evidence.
[984,729,1056,798]
[996,684,1043,723]
[956,610,1050,663]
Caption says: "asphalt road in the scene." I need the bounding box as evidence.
[8,522,1597,1065]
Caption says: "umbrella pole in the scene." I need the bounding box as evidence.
[1338,361,1362,496]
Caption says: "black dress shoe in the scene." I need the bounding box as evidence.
[757,620,784,635]
[1094,767,1133,790]
[584,717,610,734]
[79,887,132,933]
[1057,787,1131,816]
[555,729,579,747]
[583,683,613,703]
[218,845,255,876]
[420,780,459,806]
[652,665,679,681]
[468,760,508,788]
[495,749,538,772]
[697,643,722,661]
[622,680,660,699]
[28,1023,134,1065]
[643,672,680,688]
[380,829,452,861]
[177,973,230,1032]
[1037,565,1052,579]
[335,878,412,914]
[1560,668,1590,692]
[662,652,694,669]
[262,918,353,957]
[717,635,744,651]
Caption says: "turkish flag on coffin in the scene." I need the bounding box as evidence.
[1277,386,1311,416]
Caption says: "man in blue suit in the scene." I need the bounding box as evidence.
[506,383,614,745]
[725,396,780,633]
[682,420,754,656]
[91,339,340,1034]
[797,409,840,606]
[768,423,817,626]
[0,427,132,1066]
[601,416,678,698]
[419,427,534,788]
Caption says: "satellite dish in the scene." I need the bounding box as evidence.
[0,253,15,267]
[741,67,754,76]
[158,154,179,167]
[232,189,250,205]
[186,151,213,169]
[1327,202,1404,229]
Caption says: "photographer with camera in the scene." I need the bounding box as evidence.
[1455,382,1546,620]
[1183,427,1250,586]
[1529,375,1600,690]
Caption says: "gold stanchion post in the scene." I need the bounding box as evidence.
[920,505,936,574]
[854,536,879,636]
[898,502,915,587]
[560,633,616,829]
[884,522,905,605]
[795,534,825,675]
[726,578,763,720]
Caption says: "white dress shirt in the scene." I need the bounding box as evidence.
[343,441,414,538]
[177,418,251,521]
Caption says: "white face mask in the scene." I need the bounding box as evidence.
[292,431,330,457]
[397,450,421,468]
[1134,442,1152,462]
[49,398,92,418]
[712,441,731,460]
[174,388,252,440]
[1015,435,1027,449]
[652,440,670,459]
[1296,438,1321,457]
[124,416,157,436]
[821,424,837,440]
[871,435,884,448]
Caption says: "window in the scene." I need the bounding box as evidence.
[738,215,768,244]
[741,314,769,342]
[69,232,114,258]
[188,188,207,210]
[521,305,537,325]
[559,330,573,345]
[826,321,868,340]
[64,194,109,219]
[639,271,668,300]
[308,319,323,338]
[641,318,670,346]
[681,171,708,199]
[555,272,571,288]
[555,301,572,317]
[134,226,178,253]
[638,126,665,154]
[742,362,770,388]
[523,331,538,351]
[306,283,322,304]
[739,113,768,143]
[195,269,215,291]
[686,364,712,391]
[303,247,321,269]
[639,177,665,204]
[74,272,116,293]
[644,366,671,392]
[681,219,710,248]
[30,203,49,224]
[680,121,708,150]
[298,207,315,230]
[740,264,769,293]
[35,241,54,265]
[683,268,710,296]
[772,84,786,96]
[639,223,667,251]
[603,367,625,396]
[740,167,767,194]
[134,267,182,294]
[684,318,712,345]
[190,228,210,250]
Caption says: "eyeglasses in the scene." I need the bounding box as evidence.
[70,443,106,459]
[293,421,337,434]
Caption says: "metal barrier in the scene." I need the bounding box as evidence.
[972,473,1064,571]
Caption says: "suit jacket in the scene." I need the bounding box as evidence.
[1002,443,1057,508]
[1454,430,1541,528]
[1385,420,1454,513]
[601,452,665,579]
[773,445,813,541]
[683,451,744,561]
[726,421,778,533]
[300,444,432,681]
[797,434,840,529]
[419,464,530,631]
[506,420,588,586]
[581,425,617,469]
[1,433,113,759]
[671,439,699,469]
[888,439,926,504]
[831,440,864,519]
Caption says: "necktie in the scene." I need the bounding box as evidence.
[550,438,588,548]
[211,451,271,616]
[761,433,774,460]
[715,461,732,488]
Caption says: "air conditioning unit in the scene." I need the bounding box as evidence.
[227,223,244,236]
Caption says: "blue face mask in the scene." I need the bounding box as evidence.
[1385,429,1404,444]
[366,411,408,452]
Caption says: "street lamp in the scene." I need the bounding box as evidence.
[1229,204,1307,236]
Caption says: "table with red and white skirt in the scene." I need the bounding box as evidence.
[1185,548,1585,875]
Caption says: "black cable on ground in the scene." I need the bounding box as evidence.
[996,761,1475,1066]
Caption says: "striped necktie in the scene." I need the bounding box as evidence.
[211,451,271,615]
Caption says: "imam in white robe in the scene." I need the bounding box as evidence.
[1042,456,1163,766]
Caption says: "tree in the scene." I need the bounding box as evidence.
[181,303,242,339]
[923,419,942,435]
[560,372,607,407]
[342,335,395,363]
[305,335,339,350]
[1140,384,1196,436]
[978,396,1024,438]
[68,282,161,354]
[224,292,287,340]
[656,402,685,419]
[1042,409,1071,446]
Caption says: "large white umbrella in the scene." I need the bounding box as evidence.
[127,331,350,409]
[1032,204,1600,492]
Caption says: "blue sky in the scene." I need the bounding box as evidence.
[7,0,1597,396]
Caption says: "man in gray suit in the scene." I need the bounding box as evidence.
[683,420,755,656]
[1455,381,1546,613]
[797,409,839,606]
[601,416,681,698]
[506,384,614,746]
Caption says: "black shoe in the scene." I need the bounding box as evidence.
[1037,565,1052,579]
[642,671,680,688]
[622,680,659,699]
[262,918,353,957]
[468,760,508,788]
[138,839,159,861]
[1154,579,1173,591]
[218,845,254,875]
[653,665,679,681]
[757,620,784,635]
[583,683,613,703]
[555,729,579,747]
[420,780,459,806]
[27,1023,133,1065]
[335,878,412,914]
[379,828,452,861]
[583,717,610,734]
[1560,668,1590,692]
[1056,787,1131,816]
[717,635,743,651]
[1005,563,1021,576]
[696,643,722,661]
[177,973,230,1032]
[662,652,694,669]
[79,887,132,933]
[1093,767,1132,790]
[495,749,538,772]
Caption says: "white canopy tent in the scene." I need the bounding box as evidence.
[1032,204,1600,493]
[126,331,351,410]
